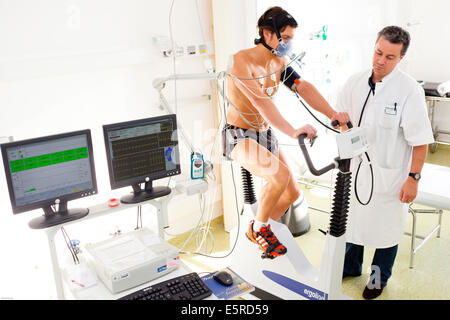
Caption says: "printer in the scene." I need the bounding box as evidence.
[84,227,180,294]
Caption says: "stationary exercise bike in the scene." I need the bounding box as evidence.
[230,121,369,300]
[240,164,311,239]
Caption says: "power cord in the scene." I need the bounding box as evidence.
[178,92,241,259]
[179,161,240,259]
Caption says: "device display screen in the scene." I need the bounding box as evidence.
[105,117,179,183]
[4,134,94,207]
[351,136,361,144]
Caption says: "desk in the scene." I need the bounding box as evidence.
[426,96,450,152]
[44,183,201,299]
[62,259,216,300]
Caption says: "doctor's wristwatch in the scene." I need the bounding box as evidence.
[409,172,421,181]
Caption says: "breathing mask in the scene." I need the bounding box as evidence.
[273,39,293,57]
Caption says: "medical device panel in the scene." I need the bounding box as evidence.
[335,127,370,160]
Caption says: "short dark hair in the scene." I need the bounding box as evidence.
[377,26,411,56]
[257,6,298,41]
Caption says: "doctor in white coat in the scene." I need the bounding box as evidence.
[336,26,434,299]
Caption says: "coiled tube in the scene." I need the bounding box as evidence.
[329,171,351,237]
[241,167,257,205]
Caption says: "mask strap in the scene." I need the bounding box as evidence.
[255,15,286,55]
[269,16,283,43]
[256,38,276,55]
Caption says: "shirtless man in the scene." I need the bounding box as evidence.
[223,6,349,258]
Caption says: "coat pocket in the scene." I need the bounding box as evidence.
[373,165,405,196]
[378,105,400,129]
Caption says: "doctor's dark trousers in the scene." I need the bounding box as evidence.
[343,243,399,285]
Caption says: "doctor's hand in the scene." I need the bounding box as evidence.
[331,112,351,129]
[399,178,419,203]
[291,124,317,140]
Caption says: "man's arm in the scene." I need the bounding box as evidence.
[296,81,350,127]
[399,144,428,203]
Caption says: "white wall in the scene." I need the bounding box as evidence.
[258,0,450,152]
[397,0,450,83]
[211,0,258,232]
[215,0,403,231]
[257,0,400,134]
[397,0,450,141]
[0,0,222,299]
[215,0,450,231]
[254,0,402,184]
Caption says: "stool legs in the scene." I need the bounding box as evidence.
[438,209,443,238]
[407,205,443,269]
[409,206,417,269]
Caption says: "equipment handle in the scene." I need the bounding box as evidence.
[298,134,337,176]
[331,120,353,129]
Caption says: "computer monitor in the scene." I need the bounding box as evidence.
[1,130,98,229]
[103,114,181,204]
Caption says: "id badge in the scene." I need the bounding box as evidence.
[384,104,397,116]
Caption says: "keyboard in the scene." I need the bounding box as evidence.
[118,272,212,300]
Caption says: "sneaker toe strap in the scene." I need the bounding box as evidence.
[267,241,282,253]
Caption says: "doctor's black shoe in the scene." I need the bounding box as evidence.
[342,272,362,279]
[362,283,386,300]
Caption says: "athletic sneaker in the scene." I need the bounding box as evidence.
[246,220,287,259]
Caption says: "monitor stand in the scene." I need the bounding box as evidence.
[121,181,171,204]
[29,201,89,229]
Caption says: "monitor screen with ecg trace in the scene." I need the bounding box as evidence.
[103,114,181,204]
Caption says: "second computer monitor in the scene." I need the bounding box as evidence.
[103,114,181,204]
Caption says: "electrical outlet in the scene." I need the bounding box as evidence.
[187,45,196,55]
[175,46,184,57]
[198,44,207,54]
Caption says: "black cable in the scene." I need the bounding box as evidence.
[294,92,340,134]
[358,89,372,127]
[354,152,374,206]
[295,82,374,206]
[354,86,375,206]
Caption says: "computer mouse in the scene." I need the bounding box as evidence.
[213,271,233,286]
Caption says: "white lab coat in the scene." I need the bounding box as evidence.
[336,66,434,248]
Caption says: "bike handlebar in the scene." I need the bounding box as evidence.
[298,134,337,176]
[331,120,353,129]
